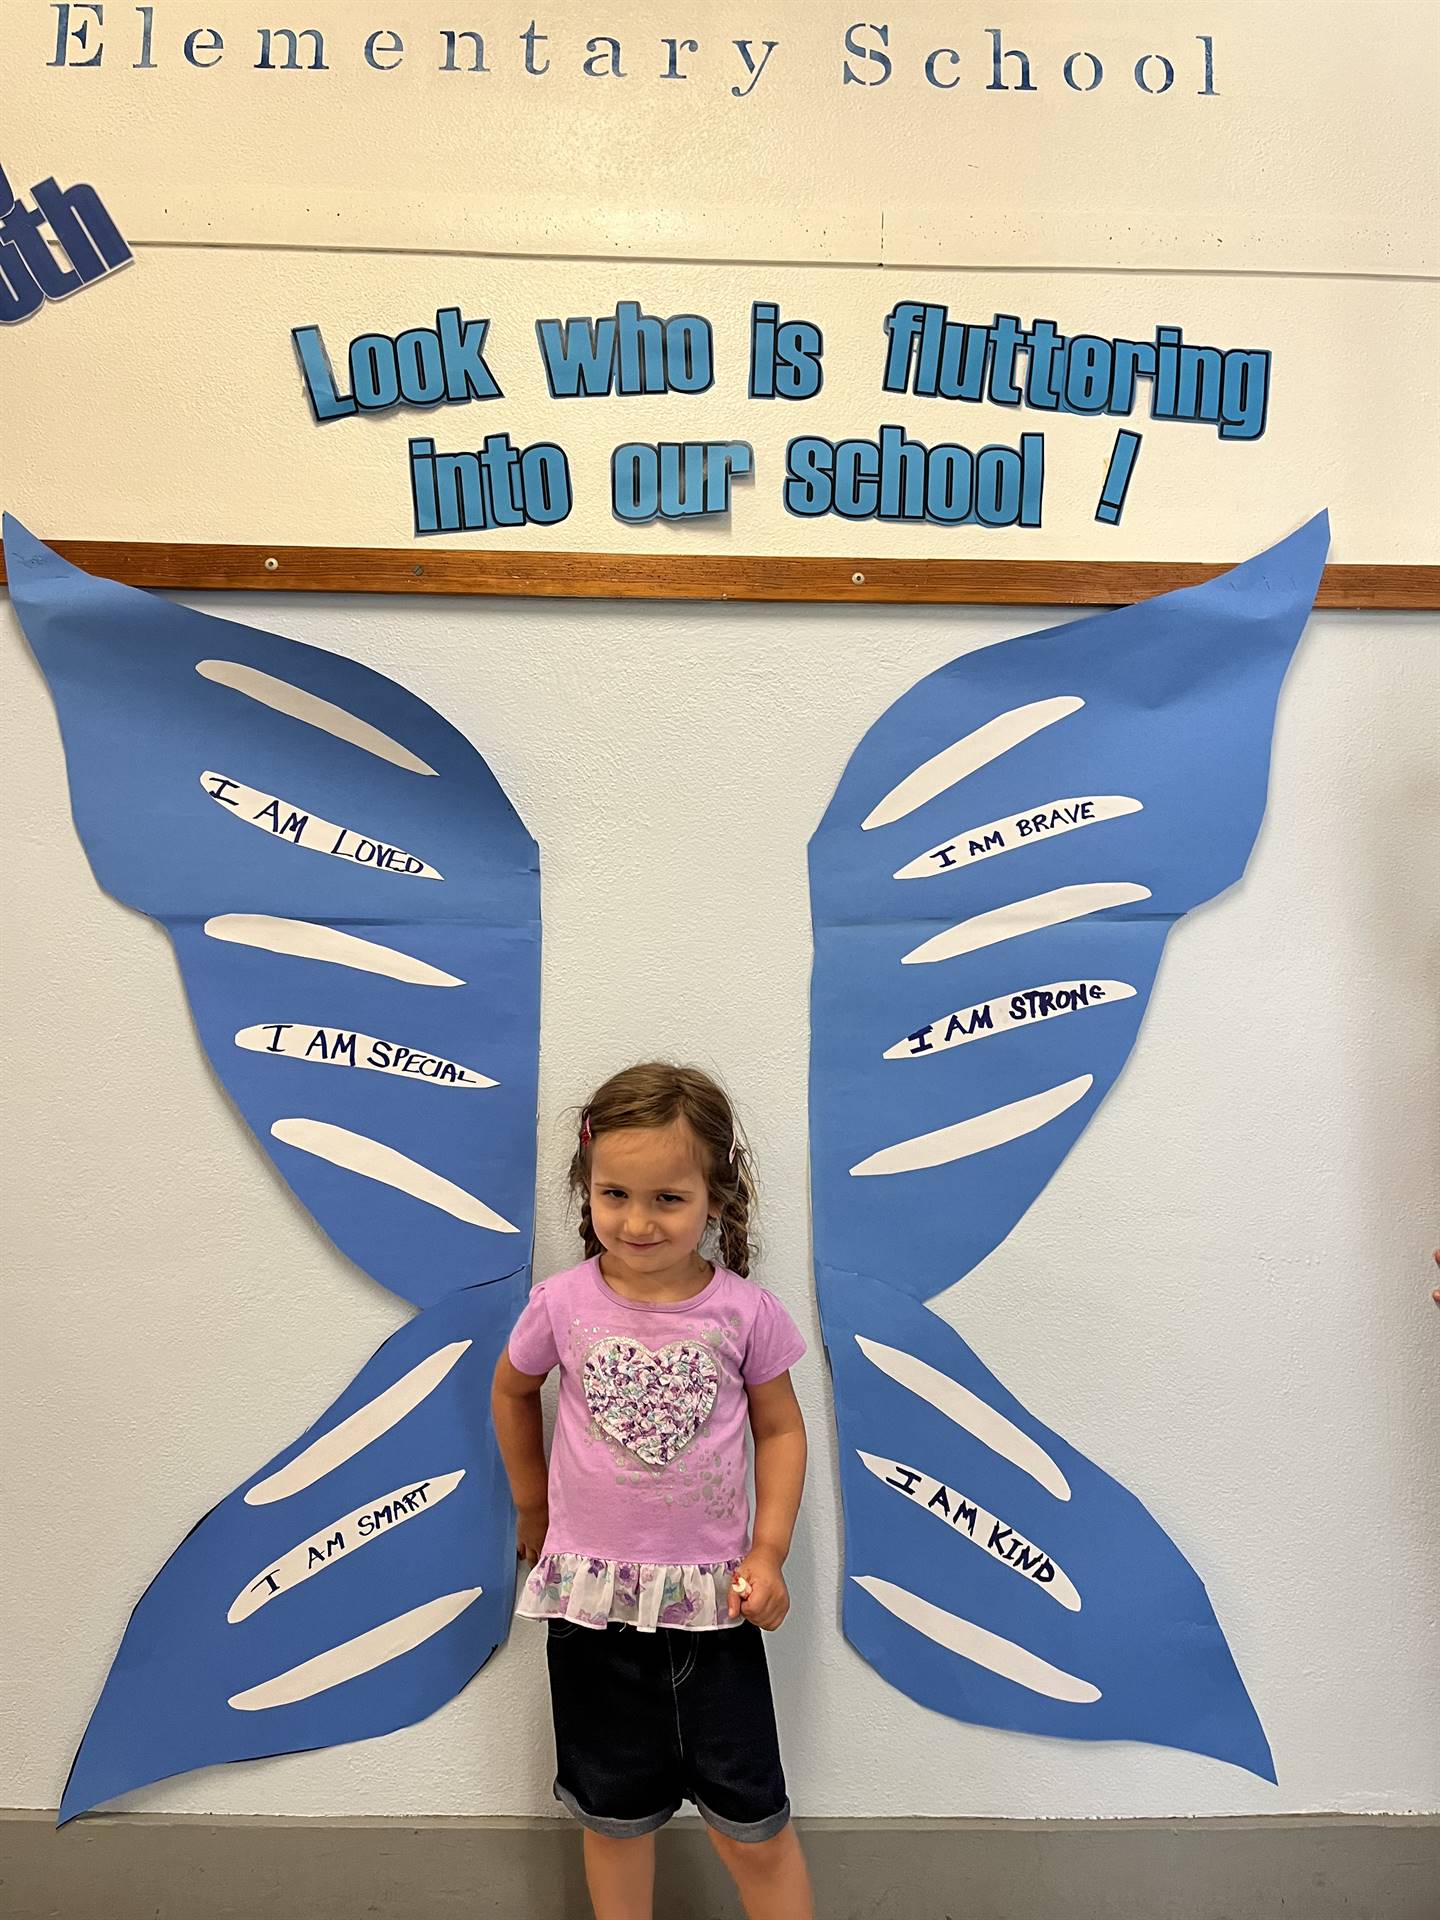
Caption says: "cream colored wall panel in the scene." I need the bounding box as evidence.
[6,2,1435,274]
[5,250,1435,559]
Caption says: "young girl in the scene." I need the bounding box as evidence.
[493,1063,814,1920]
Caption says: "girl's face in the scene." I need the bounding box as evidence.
[588,1120,715,1289]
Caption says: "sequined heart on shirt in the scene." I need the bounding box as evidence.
[582,1337,720,1467]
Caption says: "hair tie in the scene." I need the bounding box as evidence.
[579,1109,593,1147]
[728,1127,740,1165]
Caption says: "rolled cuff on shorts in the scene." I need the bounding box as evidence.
[553,1780,791,1845]
[696,1794,792,1844]
[554,1779,680,1839]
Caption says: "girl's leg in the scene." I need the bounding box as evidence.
[582,1827,656,1920]
[706,1822,814,1919]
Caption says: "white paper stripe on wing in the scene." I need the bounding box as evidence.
[857,1452,1080,1610]
[229,1472,466,1621]
[196,660,438,776]
[885,979,1135,1059]
[901,883,1152,965]
[271,1118,519,1233]
[855,1338,1071,1501]
[204,914,464,987]
[245,1343,473,1506]
[236,1023,495,1087]
[227,1587,483,1710]
[894,796,1142,879]
[850,1076,1091,1176]
[861,697,1083,830]
[854,1577,1100,1703]
[201,772,441,879]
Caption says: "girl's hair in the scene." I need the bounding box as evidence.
[569,1062,757,1276]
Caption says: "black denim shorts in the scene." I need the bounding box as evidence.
[545,1618,791,1843]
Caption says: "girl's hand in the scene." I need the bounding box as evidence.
[729,1550,790,1630]
[516,1502,548,1567]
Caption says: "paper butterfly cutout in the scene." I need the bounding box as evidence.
[6,508,1327,1816]
[4,515,539,1823]
[808,511,1330,1780]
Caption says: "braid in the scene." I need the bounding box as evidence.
[568,1142,604,1260]
[715,1138,756,1276]
[716,1190,751,1276]
[578,1194,602,1260]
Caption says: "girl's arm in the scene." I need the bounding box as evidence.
[732,1371,807,1630]
[491,1353,551,1564]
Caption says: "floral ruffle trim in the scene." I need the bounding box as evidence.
[517,1551,743,1633]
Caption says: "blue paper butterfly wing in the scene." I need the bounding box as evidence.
[5,513,539,1309]
[820,1275,1276,1780]
[5,518,539,1818]
[58,1278,523,1824]
[810,514,1329,1779]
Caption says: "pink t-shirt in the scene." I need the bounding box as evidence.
[508,1257,807,1566]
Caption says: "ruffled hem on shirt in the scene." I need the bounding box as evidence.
[517,1551,744,1633]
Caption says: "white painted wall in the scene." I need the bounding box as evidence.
[2,588,1436,1820]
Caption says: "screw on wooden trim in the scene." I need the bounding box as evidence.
[851,571,866,585]
[264,557,279,572]
[413,564,424,577]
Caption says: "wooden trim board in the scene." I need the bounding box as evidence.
[1,542,1435,609]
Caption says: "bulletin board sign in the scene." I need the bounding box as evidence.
[2,2,1437,602]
